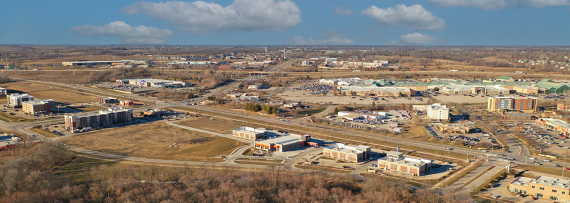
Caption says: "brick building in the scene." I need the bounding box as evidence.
[322,143,371,162]
[377,151,432,176]
[487,96,537,113]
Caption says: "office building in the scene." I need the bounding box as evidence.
[64,108,133,132]
[22,99,55,114]
[377,151,432,176]
[487,96,537,113]
[509,176,570,202]
[232,127,268,141]
[7,93,34,107]
[322,143,371,162]
[254,134,310,152]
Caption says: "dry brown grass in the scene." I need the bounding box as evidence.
[174,117,242,134]
[59,122,245,161]
[2,81,98,104]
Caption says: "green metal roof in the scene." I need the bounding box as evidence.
[498,76,513,80]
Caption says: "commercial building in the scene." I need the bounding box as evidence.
[322,143,371,162]
[7,93,34,107]
[377,151,432,176]
[64,108,134,132]
[513,86,539,94]
[537,79,570,94]
[98,97,118,104]
[436,124,472,134]
[487,96,537,113]
[232,127,268,141]
[558,103,570,111]
[116,78,190,88]
[0,87,6,95]
[120,100,134,106]
[509,176,570,202]
[440,85,509,95]
[535,118,570,136]
[254,134,310,152]
[62,60,149,66]
[337,86,415,97]
[414,103,449,120]
[337,111,386,121]
[142,109,165,117]
[22,99,55,114]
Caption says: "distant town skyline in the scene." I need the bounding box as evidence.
[2,0,570,46]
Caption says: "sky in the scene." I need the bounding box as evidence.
[2,0,570,46]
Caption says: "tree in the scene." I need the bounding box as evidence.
[333,107,339,115]
[272,107,278,114]
[372,101,376,107]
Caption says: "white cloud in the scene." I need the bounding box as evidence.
[69,21,175,44]
[428,0,509,10]
[392,33,445,45]
[121,0,302,35]
[513,0,570,8]
[333,6,353,16]
[362,4,446,31]
[289,30,354,45]
[430,0,570,9]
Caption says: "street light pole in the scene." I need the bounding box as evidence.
[563,153,567,178]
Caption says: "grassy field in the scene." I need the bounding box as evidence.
[54,155,123,184]
[0,111,32,122]
[2,81,98,105]
[174,117,242,134]
[59,122,245,161]
[29,127,58,138]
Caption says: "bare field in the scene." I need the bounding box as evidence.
[174,117,242,134]
[59,122,245,161]
[2,81,97,104]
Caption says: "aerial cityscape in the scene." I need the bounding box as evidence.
[2,0,570,202]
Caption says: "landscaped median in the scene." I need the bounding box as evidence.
[234,158,285,166]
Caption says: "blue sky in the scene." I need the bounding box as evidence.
[1,0,570,45]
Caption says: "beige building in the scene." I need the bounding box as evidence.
[322,143,371,162]
[436,124,472,134]
[377,151,432,176]
[22,99,55,114]
[254,134,310,152]
[232,127,267,141]
[64,108,133,132]
[338,86,415,97]
[509,176,570,202]
[513,86,539,94]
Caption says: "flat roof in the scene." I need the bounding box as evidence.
[512,177,533,186]
[339,86,410,92]
[532,176,570,189]
[256,134,303,145]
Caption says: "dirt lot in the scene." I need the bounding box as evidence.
[59,122,245,161]
[2,81,98,105]
[432,94,489,104]
[174,117,242,134]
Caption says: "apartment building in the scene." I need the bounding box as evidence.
[322,143,371,162]
[377,151,432,176]
[22,99,55,114]
[487,96,537,113]
[510,176,570,202]
[232,127,268,141]
[64,108,133,132]
[7,93,34,107]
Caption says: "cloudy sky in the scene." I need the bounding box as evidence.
[2,0,570,45]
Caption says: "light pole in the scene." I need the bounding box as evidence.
[563,153,567,178]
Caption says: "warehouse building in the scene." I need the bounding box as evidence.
[22,99,55,114]
[254,134,310,152]
[232,127,268,141]
[64,107,134,132]
[7,93,34,107]
[487,96,537,113]
[377,151,432,176]
[509,176,570,202]
[322,143,371,162]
